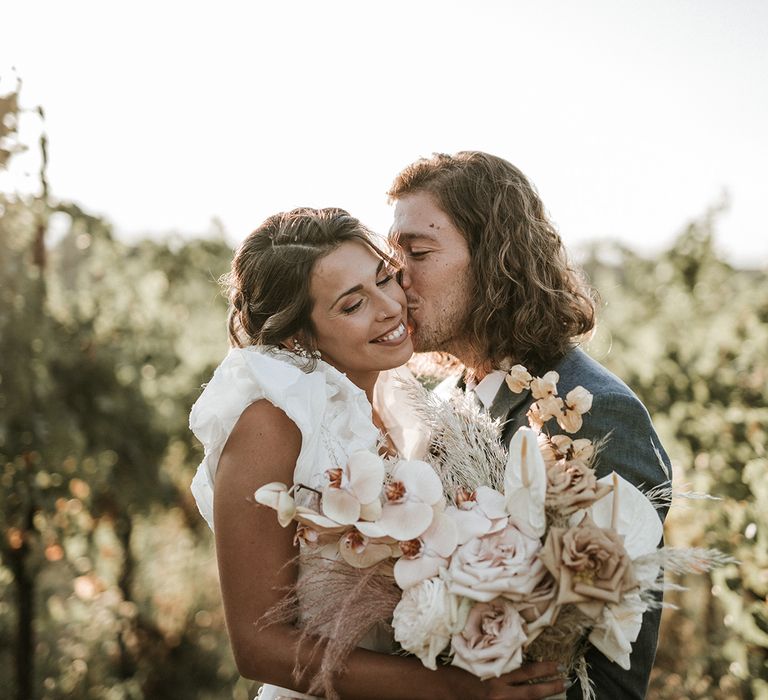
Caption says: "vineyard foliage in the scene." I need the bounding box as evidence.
[0,85,765,698]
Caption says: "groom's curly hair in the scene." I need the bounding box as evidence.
[388,151,597,374]
[224,207,398,364]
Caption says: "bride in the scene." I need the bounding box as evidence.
[190,207,568,699]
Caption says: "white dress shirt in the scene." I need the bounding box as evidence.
[466,369,508,410]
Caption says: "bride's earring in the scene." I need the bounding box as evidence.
[292,339,320,360]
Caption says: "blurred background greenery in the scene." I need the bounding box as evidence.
[1,81,766,700]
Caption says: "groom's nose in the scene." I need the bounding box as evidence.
[398,265,413,291]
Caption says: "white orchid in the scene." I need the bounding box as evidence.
[446,486,508,545]
[504,428,547,538]
[394,509,458,589]
[377,460,445,541]
[254,481,296,527]
[321,450,385,525]
[293,506,348,534]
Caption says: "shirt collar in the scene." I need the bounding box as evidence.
[466,369,508,410]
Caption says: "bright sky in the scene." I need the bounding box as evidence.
[2,0,767,266]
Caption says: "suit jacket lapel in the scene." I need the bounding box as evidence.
[489,381,531,423]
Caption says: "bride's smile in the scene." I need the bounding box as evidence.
[371,321,407,344]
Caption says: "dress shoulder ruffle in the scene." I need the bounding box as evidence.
[189,346,377,530]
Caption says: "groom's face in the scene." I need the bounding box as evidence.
[390,192,473,354]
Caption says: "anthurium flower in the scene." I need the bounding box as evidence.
[377,460,444,541]
[393,511,458,589]
[254,482,296,527]
[504,428,547,538]
[505,365,533,393]
[446,486,508,545]
[321,450,385,526]
[576,472,663,563]
[556,386,594,433]
[588,591,646,669]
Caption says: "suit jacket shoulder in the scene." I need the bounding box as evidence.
[497,347,671,494]
[553,347,637,399]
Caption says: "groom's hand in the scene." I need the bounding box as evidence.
[451,660,571,699]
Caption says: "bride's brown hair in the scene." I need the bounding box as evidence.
[388,151,597,374]
[224,207,397,362]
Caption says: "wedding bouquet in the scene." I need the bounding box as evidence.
[255,366,730,699]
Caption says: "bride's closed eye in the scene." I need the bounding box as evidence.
[341,299,364,314]
[342,274,394,314]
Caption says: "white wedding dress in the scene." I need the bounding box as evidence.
[190,346,427,700]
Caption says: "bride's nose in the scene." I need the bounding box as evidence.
[376,294,401,321]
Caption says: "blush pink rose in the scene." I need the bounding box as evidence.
[448,524,547,603]
[450,599,527,679]
[546,460,613,516]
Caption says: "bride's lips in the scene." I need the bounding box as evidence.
[370,321,409,346]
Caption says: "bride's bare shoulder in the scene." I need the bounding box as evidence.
[216,399,301,489]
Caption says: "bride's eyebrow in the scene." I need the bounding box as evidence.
[330,259,385,308]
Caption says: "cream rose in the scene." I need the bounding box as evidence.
[450,599,527,679]
[448,524,547,603]
[392,577,471,670]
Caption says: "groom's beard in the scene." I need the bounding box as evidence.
[407,304,473,358]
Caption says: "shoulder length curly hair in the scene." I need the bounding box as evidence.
[388,151,597,375]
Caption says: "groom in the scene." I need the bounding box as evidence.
[388,151,671,699]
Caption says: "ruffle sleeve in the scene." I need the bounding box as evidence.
[189,346,378,529]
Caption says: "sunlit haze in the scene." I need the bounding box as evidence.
[2,0,767,265]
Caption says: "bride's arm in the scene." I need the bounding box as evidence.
[214,400,567,700]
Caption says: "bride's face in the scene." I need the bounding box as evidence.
[308,240,413,383]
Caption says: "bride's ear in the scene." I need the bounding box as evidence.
[281,335,317,356]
